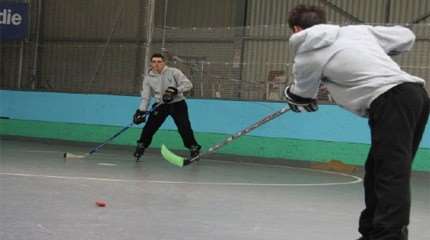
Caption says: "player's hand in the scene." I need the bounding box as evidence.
[133,109,148,124]
[284,86,318,112]
[162,87,178,103]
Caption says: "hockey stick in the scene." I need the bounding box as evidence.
[64,103,162,159]
[161,105,291,167]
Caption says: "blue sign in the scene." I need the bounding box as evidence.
[0,3,28,41]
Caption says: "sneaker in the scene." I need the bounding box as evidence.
[189,144,201,159]
[134,142,145,162]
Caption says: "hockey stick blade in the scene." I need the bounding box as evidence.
[161,144,186,167]
[63,152,88,159]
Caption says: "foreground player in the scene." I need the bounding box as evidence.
[132,53,201,161]
[284,5,429,240]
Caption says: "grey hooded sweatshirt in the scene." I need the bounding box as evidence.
[139,66,193,111]
[289,24,425,117]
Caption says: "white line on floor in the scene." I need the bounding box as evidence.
[97,163,118,166]
[0,172,362,187]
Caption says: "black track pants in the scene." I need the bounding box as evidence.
[138,100,199,149]
[358,83,430,240]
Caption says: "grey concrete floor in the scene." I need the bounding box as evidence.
[0,137,429,240]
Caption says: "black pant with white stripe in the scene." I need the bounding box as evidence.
[358,83,430,240]
[139,100,199,149]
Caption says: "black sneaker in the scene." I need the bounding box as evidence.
[189,144,201,160]
[134,142,145,162]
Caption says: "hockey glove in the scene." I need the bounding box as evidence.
[162,87,178,103]
[284,86,318,112]
[133,109,148,124]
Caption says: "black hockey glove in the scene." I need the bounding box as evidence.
[284,86,318,112]
[162,86,178,103]
[133,109,148,124]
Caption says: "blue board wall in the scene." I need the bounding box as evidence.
[1,90,429,148]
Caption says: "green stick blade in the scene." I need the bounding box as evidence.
[161,144,185,167]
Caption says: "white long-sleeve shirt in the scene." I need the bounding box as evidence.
[289,24,425,117]
[139,66,193,111]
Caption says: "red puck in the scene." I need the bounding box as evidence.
[96,200,107,207]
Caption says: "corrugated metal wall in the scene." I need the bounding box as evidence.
[1,0,429,100]
[0,0,243,96]
[162,0,238,28]
[39,0,145,94]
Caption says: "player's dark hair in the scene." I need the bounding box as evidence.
[151,53,165,61]
[288,5,326,30]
